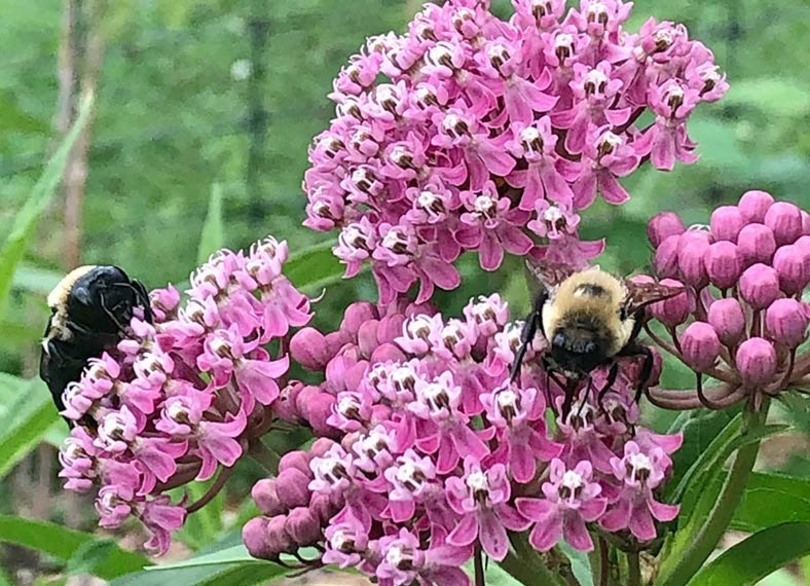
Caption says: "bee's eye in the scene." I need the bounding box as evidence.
[552,333,566,348]
[584,341,596,354]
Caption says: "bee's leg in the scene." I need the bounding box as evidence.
[561,378,580,420]
[510,291,548,383]
[597,362,620,411]
[577,376,593,418]
[131,280,153,323]
[617,343,654,403]
[98,291,129,332]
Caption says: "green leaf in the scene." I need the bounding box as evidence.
[559,542,594,586]
[0,377,60,479]
[196,183,225,266]
[732,472,810,533]
[0,515,150,580]
[665,408,740,503]
[284,240,355,292]
[66,539,120,576]
[657,419,788,582]
[173,477,225,551]
[112,545,286,586]
[0,92,94,316]
[688,522,810,586]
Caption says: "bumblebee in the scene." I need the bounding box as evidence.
[39,265,151,421]
[511,261,682,410]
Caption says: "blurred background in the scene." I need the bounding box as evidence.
[1,0,810,583]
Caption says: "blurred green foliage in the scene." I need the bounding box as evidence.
[2,0,810,580]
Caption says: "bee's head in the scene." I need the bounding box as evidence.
[67,266,141,334]
[549,326,608,374]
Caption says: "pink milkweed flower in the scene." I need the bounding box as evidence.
[432,110,516,190]
[635,81,701,171]
[600,441,679,541]
[141,495,187,555]
[475,39,558,124]
[480,384,563,483]
[334,218,379,279]
[322,515,372,569]
[377,527,473,586]
[445,459,531,560]
[506,118,576,209]
[408,372,490,474]
[527,200,581,240]
[572,128,639,209]
[556,398,617,474]
[553,61,631,154]
[457,181,533,271]
[384,449,441,523]
[194,410,248,481]
[516,459,607,552]
[463,293,510,338]
[512,0,567,31]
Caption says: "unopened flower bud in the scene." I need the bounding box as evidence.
[678,232,711,288]
[710,206,746,242]
[803,211,810,235]
[766,299,808,348]
[284,507,322,546]
[772,245,810,296]
[680,322,720,372]
[278,451,312,477]
[300,390,338,438]
[654,234,681,279]
[341,302,378,336]
[704,241,741,290]
[764,201,803,246]
[265,515,295,555]
[290,328,330,371]
[252,479,284,516]
[370,343,407,364]
[310,491,340,524]
[377,314,407,344]
[357,319,380,357]
[243,517,274,559]
[649,279,694,327]
[648,212,685,248]
[735,337,777,386]
[324,331,351,358]
[276,468,311,509]
[739,264,781,310]
[737,224,777,267]
[274,381,303,423]
[707,298,746,346]
[737,190,774,223]
[795,236,810,255]
[310,437,338,459]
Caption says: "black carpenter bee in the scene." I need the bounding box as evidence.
[511,260,683,412]
[39,265,152,423]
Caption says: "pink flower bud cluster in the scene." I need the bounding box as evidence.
[646,190,810,407]
[245,294,682,583]
[303,0,727,304]
[57,237,312,554]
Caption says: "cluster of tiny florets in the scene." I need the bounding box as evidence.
[243,295,682,584]
[645,190,810,409]
[58,237,311,553]
[303,0,727,303]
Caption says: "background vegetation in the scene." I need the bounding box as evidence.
[1,0,810,584]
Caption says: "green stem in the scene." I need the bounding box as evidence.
[627,552,641,586]
[474,545,485,586]
[658,399,769,586]
[502,533,566,586]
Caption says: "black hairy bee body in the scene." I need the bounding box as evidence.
[511,261,683,410]
[39,265,152,423]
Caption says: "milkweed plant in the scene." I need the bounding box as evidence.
[56,1,810,585]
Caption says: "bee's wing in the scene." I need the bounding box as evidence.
[622,280,685,315]
[524,258,574,297]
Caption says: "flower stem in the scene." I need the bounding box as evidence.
[474,545,485,586]
[657,399,769,586]
[627,552,641,586]
[502,533,566,586]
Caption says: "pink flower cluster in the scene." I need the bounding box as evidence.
[244,295,682,583]
[303,0,727,303]
[644,190,810,410]
[57,237,311,553]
